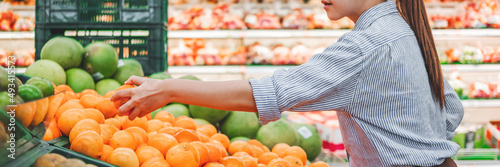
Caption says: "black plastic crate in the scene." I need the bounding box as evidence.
[36,0,167,24]
[35,24,167,75]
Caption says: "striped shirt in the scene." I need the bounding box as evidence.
[249,1,464,166]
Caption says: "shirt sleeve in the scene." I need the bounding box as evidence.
[249,38,364,125]
[443,78,465,140]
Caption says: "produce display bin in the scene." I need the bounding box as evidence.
[36,0,167,24]
[3,141,116,167]
[0,109,40,165]
[35,24,167,75]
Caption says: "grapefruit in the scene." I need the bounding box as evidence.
[220,111,260,139]
[66,68,95,93]
[95,79,121,96]
[113,59,144,84]
[149,72,172,80]
[291,123,322,161]
[160,103,190,118]
[82,42,119,80]
[230,136,251,143]
[25,60,66,85]
[40,36,84,70]
[26,77,54,97]
[189,105,229,124]
[179,75,201,81]
[18,85,43,102]
[256,119,299,150]
[194,118,211,126]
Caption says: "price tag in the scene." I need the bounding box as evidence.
[297,126,313,139]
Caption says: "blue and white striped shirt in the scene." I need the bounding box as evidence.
[249,1,464,166]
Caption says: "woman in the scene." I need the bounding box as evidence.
[111,0,464,166]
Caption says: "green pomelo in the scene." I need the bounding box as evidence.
[149,72,172,80]
[189,105,229,124]
[41,36,84,69]
[179,75,201,81]
[95,79,121,96]
[26,77,54,97]
[194,118,211,126]
[220,111,260,139]
[0,67,7,92]
[25,60,66,85]
[18,85,43,102]
[113,59,144,84]
[256,119,300,149]
[230,136,251,143]
[66,68,95,93]
[161,103,190,118]
[291,123,323,161]
[0,92,10,107]
[82,42,119,80]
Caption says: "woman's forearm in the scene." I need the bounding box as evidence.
[164,79,258,112]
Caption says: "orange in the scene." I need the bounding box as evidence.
[83,108,105,124]
[80,89,99,97]
[164,122,173,127]
[238,155,258,167]
[233,152,251,157]
[99,145,114,162]
[109,130,139,150]
[101,124,119,145]
[122,116,148,130]
[147,120,165,133]
[209,140,228,158]
[204,162,225,167]
[30,98,49,127]
[55,101,84,120]
[197,124,217,137]
[284,146,307,165]
[135,145,164,165]
[104,90,116,99]
[69,119,101,142]
[146,114,152,120]
[106,147,140,167]
[142,157,171,167]
[97,98,118,119]
[153,111,175,123]
[175,129,201,143]
[258,164,266,167]
[166,143,200,167]
[125,127,149,143]
[115,115,128,126]
[79,94,103,108]
[228,141,252,156]
[308,161,329,167]
[44,92,65,122]
[210,134,230,150]
[272,143,290,158]
[197,132,210,143]
[104,118,122,129]
[117,84,135,91]
[205,142,222,163]
[267,158,291,167]
[258,152,279,165]
[7,102,36,128]
[75,93,81,99]
[249,145,264,158]
[220,156,246,167]
[191,141,209,166]
[248,140,267,152]
[70,131,104,159]
[55,84,73,93]
[67,99,80,103]
[158,127,183,136]
[44,119,62,140]
[57,108,86,136]
[148,132,157,139]
[148,133,178,156]
[173,116,197,130]
[113,97,130,111]
[61,91,77,104]
[283,156,303,167]
[42,127,56,141]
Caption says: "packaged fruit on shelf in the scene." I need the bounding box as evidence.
[0,10,35,31]
[1,0,35,6]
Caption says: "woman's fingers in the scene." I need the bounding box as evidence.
[124,76,148,86]
[138,108,150,118]
[118,100,135,117]
[128,107,143,121]
[110,88,134,101]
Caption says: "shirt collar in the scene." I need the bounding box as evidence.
[353,0,399,30]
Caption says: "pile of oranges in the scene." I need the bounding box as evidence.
[38,85,329,167]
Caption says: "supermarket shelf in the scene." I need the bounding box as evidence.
[167,29,500,39]
[0,31,34,39]
[168,65,500,74]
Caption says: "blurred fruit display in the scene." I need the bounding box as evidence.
[0,11,34,31]
[0,0,35,6]
[0,48,34,67]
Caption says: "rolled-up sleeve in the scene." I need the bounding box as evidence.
[249,37,364,124]
[443,78,465,140]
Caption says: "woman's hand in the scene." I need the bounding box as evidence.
[110,76,170,120]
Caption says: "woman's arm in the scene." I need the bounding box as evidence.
[443,78,465,140]
[110,76,257,120]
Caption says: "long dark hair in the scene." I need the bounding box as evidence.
[396,0,445,109]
